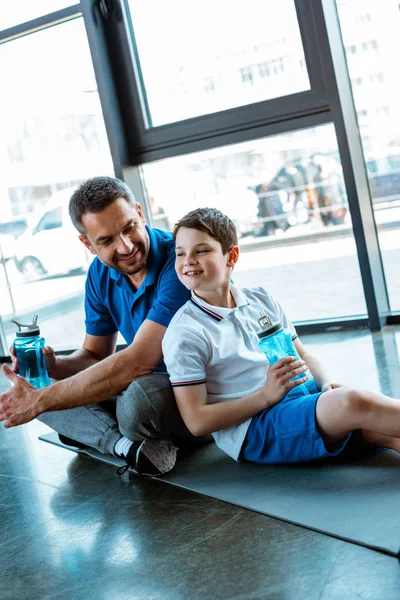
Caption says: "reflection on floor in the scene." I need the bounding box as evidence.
[1,327,400,599]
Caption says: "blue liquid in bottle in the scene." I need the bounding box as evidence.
[257,315,318,398]
[12,315,50,389]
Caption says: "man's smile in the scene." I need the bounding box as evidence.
[116,248,140,264]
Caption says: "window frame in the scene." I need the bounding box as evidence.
[81,0,390,331]
[81,0,332,166]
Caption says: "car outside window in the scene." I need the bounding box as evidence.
[35,207,62,233]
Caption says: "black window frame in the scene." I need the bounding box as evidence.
[80,0,390,331]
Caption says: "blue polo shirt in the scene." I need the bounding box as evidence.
[84,226,190,370]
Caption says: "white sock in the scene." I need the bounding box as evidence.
[114,437,134,458]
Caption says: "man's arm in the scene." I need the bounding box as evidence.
[46,333,118,379]
[173,356,308,437]
[0,319,165,428]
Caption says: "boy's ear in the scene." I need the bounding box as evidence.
[227,245,239,267]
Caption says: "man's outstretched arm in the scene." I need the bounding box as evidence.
[0,319,165,428]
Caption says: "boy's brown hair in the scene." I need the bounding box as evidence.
[173,207,238,254]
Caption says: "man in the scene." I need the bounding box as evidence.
[0,176,198,476]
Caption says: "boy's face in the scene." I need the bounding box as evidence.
[175,227,237,294]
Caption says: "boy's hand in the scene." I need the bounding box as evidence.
[262,356,308,408]
[321,381,345,392]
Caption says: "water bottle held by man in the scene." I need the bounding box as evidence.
[12,315,50,389]
[257,314,318,397]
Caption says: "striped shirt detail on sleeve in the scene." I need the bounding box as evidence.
[171,378,206,387]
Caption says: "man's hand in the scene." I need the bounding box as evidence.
[41,345,61,379]
[9,344,19,373]
[0,364,42,428]
[10,343,61,379]
[261,356,308,408]
[321,381,346,392]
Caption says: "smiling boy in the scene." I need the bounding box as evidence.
[162,207,400,464]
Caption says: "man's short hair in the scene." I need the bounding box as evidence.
[173,207,238,254]
[69,176,136,234]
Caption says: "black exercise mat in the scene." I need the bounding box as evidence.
[39,431,127,468]
[40,432,400,556]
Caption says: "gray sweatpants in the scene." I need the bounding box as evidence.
[38,373,202,456]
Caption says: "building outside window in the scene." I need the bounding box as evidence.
[346,44,357,54]
[361,39,379,52]
[240,66,254,86]
[258,62,270,77]
[369,72,384,84]
[203,77,216,93]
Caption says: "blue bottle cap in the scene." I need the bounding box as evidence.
[12,315,41,338]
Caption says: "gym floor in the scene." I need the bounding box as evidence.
[1,327,400,599]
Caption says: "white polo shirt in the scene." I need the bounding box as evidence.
[162,285,296,461]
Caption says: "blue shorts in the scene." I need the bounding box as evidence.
[241,391,353,464]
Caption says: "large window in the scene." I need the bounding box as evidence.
[142,123,367,322]
[337,0,400,312]
[1,1,397,354]
[128,0,309,126]
[0,17,114,352]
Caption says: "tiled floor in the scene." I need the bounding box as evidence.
[1,327,400,599]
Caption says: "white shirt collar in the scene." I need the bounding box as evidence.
[190,284,249,321]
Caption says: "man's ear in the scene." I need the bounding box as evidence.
[79,234,96,255]
[227,245,239,267]
[136,203,147,224]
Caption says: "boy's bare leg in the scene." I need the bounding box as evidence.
[315,387,400,451]
[359,430,400,452]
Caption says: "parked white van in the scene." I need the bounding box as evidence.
[15,188,92,281]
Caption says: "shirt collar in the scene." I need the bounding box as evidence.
[190,284,249,322]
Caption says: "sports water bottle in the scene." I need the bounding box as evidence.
[12,315,50,389]
[257,315,318,397]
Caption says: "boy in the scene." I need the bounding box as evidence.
[162,207,400,464]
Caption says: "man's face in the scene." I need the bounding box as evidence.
[80,198,150,276]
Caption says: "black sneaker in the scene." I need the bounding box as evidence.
[117,440,178,477]
[58,434,88,450]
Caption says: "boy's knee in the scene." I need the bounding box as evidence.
[341,388,370,415]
